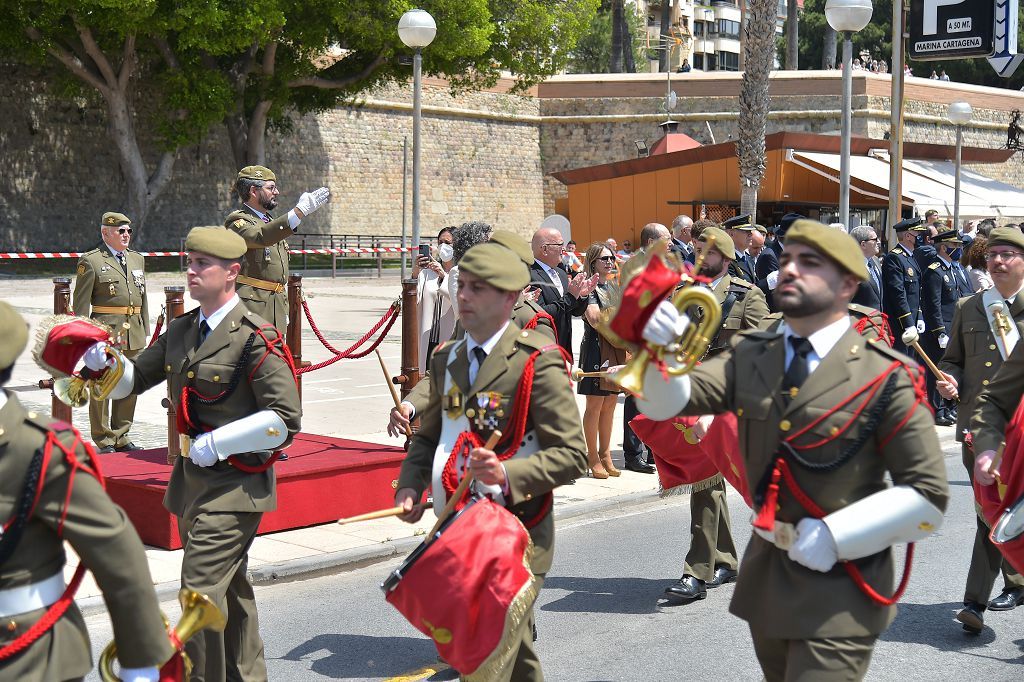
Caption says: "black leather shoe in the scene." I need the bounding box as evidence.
[934,415,955,426]
[115,442,138,452]
[956,602,985,633]
[664,575,706,602]
[278,452,289,461]
[708,566,738,588]
[624,457,656,474]
[98,445,117,454]
[988,587,1024,611]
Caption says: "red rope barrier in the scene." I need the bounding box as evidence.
[297,299,400,375]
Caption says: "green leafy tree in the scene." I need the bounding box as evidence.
[568,0,647,74]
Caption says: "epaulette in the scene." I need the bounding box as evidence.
[865,335,914,363]
[891,246,906,256]
[514,326,554,351]
[729,277,754,289]
[80,247,100,257]
[848,302,881,318]
[241,309,275,331]
[928,261,941,270]
[433,339,455,356]
[23,409,74,436]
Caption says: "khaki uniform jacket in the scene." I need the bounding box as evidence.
[972,321,1024,453]
[224,206,292,328]
[760,305,890,345]
[397,323,588,575]
[0,394,171,680]
[129,303,302,517]
[940,293,1024,443]
[73,247,150,350]
[708,275,769,354]
[682,326,949,638]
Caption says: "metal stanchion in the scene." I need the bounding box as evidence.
[161,286,185,460]
[394,278,420,401]
[287,274,311,400]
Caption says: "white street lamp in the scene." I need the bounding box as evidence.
[826,0,873,230]
[398,8,437,254]
[948,101,973,231]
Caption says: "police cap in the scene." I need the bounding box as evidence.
[893,217,924,232]
[934,229,963,244]
[722,214,755,231]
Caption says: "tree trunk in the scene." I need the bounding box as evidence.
[611,0,624,73]
[823,24,837,69]
[785,0,799,70]
[737,0,776,218]
[622,10,637,73]
[659,0,672,72]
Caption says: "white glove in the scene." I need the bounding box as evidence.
[82,342,111,371]
[120,667,160,682]
[642,301,691,348]
[766,270,779,290]
[189,432,221,468]
[916,319,926,333]
[787,518,838,573]
[295,187,330,217]
[938,333,949,349]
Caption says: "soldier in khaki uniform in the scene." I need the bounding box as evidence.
[640,220,948,680]
[0,301,171,681]
[73,211,149,452]
[224,166,330,329]
[394,238,588,681]
[940,228,1024,631]
[84,227,302,682]
[664,227,769,604]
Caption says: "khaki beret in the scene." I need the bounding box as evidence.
[237,165,276,182]
[986,227,1024,252]
[488,230,534,266]
[697,226,736,260]
[101,212,131,227]
[0,301,28,370]
[184,227,247,260]
[785,220,868,281]
[458,242,530,292]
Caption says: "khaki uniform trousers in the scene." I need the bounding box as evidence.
[89,347,140,448]
[178,510,266,682]
[961,444,1024,604]
[683,480,738,582]
[461,576,544,682]
[750,628,877,682]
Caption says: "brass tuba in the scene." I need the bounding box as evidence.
[54,348,126,408]
[99,589,226,681]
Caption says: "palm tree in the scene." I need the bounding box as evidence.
[737,0,777,216]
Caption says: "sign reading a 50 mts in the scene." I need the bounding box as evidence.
[909,0,996,60]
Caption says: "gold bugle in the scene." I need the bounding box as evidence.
[570,368,611,381]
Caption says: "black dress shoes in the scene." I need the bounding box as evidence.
[115,442,138,452]
[664,575,707,602]
[988,587,1024,611]
[624,457,656,474]
[278,453,289,461]
[934,415,955,426]
[98,445,117,454]
[956,602,985,633]
[708,566,738,588]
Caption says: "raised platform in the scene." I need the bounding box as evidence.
[103,433,407,550]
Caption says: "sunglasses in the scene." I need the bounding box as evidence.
[116,227,132,235]
[595,256,616,263]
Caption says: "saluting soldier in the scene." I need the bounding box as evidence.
[882,217,930,354]
[394,237,588,681]
[722,214,757,282]
[939,227,1024,632]
[0,301,172,681]
[640,220,948,681]
[663,226,769,605]
[83,227,302,682]
[225,166,330,329]
[73,211,149,453]
[922,230,972,426]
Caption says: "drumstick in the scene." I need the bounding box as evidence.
[376,349,412,437]
[900,328,946,382]
[428,429,503,537]
[337,504,424,525]
[990,302,1012,357]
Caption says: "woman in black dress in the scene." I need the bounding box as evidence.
[578,242,624,478]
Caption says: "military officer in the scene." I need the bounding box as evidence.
[394,238,588,681]
[83,227,302,682]
[225,166,330,329]
[640,220,948,680]
[663,227,769,604]
[939,228,1024,632]
[882,217,929,355]
[922,230,972,426]
[73,211,150,452]
[722,214,757,282]
[0,301,172,681]
[761,302,892,345]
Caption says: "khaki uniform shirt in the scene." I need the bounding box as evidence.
[940,293,1024,443]
[397,323,588,575]
[224,207,292,328]
[682,326,949,638]
[129,303,302,517]
[0,395,171,680]
[73,247,150,350]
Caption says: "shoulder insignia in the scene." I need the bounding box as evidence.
[76,263,86,275]
[233,219,248,230]
[514,327,554,351]
[730,278,754,289]
[928,261,941,270]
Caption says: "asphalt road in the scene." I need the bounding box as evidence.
[85,451,1024,681]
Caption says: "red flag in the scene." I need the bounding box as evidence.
[976,396,1024,575]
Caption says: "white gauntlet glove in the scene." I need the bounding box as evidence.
[787,518,839,573]
[295,187,331,217]
[916,319,926,333]
[189,432,220,468]
[938,333,949,349]
[642,301,691,348]
[120,667,160,682]
[766,270,779,290]
[82,342,112,371]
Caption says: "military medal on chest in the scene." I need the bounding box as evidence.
[467,391,503,431]
[264,247,272,263]
[108,281,117,296]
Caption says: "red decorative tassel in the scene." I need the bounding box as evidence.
[753,461,781,531]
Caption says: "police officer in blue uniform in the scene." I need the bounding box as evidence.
[882,217,929,355]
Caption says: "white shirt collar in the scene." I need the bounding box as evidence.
[538,260,560,276]
[782,315,852,366]
[198,294,241,332]
[244,202,271,221]
[466,321,510,359]
[105,244,125,258]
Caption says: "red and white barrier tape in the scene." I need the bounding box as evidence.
[0,247,418,259]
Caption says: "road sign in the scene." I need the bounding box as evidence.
[909,0,996,60]
[988,0,1023,77]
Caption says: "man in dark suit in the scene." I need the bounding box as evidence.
[670,215,695,260]
[883,217,930,354]
[722,215,756,281]
[850,225,883,310]
[529,226,596,355]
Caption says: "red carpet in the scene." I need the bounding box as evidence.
[102,433,407,550]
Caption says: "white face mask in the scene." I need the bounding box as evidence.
[438,243,454,262]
